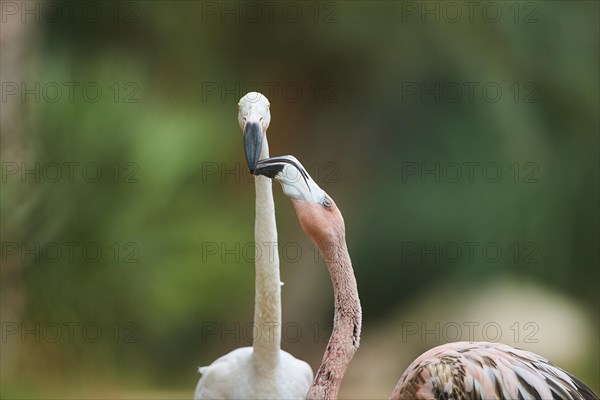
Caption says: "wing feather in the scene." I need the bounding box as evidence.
[390,342,599,400]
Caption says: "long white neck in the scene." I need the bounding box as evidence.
[252,135,282,368]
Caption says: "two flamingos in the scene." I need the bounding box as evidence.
[195,92,598,400]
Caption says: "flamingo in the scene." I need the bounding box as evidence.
[194,93,313,399]
[253,155,600,400]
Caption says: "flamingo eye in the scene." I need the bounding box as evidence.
[323,197,332,209]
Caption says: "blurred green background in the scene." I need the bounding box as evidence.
[1,1,598,398]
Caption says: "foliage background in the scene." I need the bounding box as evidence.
[1,1,598,398]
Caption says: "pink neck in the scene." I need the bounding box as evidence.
[307,238,362,399]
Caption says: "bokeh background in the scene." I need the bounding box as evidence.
[1,1,598,398]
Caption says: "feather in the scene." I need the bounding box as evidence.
[391,342,599,400]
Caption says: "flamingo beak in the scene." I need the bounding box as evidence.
[254,156,327,205]
[243,122,263,173]
[253,158,285,179]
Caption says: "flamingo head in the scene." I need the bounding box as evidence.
[238,92,271,172]
[254,155,344,245]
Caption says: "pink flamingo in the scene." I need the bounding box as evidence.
[253,155,599,400]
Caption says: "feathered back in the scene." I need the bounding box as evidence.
[391,341,599,400]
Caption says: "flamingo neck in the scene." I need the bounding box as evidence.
[307,238,362,399]
[252,136,282,368]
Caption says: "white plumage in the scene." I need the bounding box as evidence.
[195,347,313,399]
[194,93,313,399]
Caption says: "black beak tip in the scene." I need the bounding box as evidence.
[243,122,262,173]
[253,162,284,179]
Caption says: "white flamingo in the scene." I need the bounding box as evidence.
[194,93,313,399]
[253,155,599,400]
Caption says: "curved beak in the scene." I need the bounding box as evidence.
[254,155,327,205]
[243,122,263,173]
[254,157,287,179]
[254,156,311,190]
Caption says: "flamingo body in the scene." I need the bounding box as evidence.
[392,341,598,400]
[194,347,313,399]
[253,155,599,400]
[194,94,313,399]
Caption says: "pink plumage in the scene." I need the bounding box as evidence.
[391,341,599,400]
